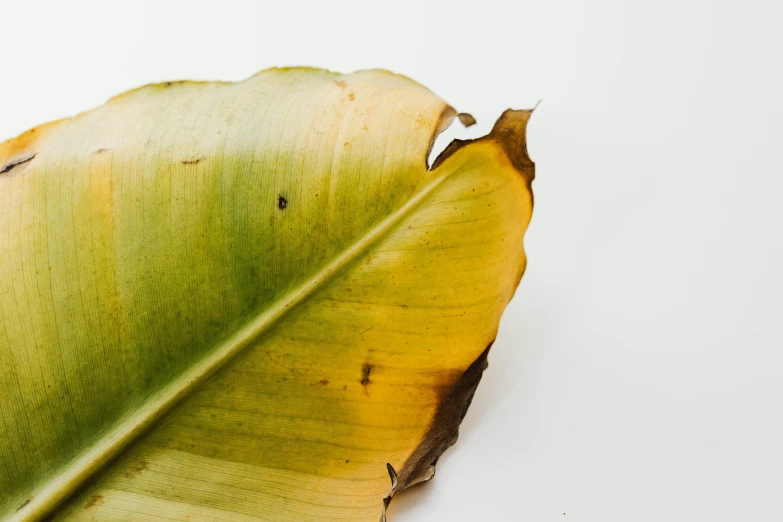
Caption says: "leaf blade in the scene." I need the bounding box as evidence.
[0,69,534,521]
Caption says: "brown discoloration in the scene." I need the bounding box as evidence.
[317,379,329,386]
[0,153,36,175]
[181,157,203,165]
[15,499,30,512]
[94,148,109,155]
[277,196,288,210]
[84,495,104,509]
[334,80,347,88]
[381,343,493,519]
[157,80,191,90]
[122,460,149,479]
[347,92,355,101]
[431,109,536,190]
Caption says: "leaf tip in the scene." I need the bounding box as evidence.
[488,108,536,183]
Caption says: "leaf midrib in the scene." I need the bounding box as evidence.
[10,164,459,522]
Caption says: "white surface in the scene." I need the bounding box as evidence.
[1,1,781,520]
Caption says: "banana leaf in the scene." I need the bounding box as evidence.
[0,68,534,521]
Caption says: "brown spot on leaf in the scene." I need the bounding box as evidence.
[181,157,203,165]
[84,495,104,509]
[347,92,355,101]
[317,379,329,386]
[15,499,30,512]
[0,153,36,175]
[123,460,149,479]
[277,196,288,210]
[334,80,347,88]
[94,148,109,155]
[360,363,373,387]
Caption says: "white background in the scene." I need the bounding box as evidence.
[1,1,781,520]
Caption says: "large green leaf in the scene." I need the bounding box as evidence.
[0,68,534,521]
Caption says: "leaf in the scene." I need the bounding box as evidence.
[0,68,534,521]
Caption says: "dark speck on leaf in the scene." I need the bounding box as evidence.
[360,363,373,386]
[84,495,104,509]
[278,196,288,210]
[123,460,149,479]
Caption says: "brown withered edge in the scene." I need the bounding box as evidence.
[380,343,493,522]
[431,108,536,189]
[381,108,536,521]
